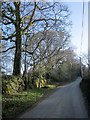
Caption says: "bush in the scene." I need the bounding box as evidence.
[35,78,47,88]
[81,76,90,101]
[2,75,24,95]
[44,72,50,80]
[80,76,90,117]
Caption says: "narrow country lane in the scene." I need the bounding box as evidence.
[19,77,88,118]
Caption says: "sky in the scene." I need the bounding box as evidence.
[64,2,88,56]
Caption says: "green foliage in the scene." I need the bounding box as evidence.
[44,72,50,80]
[2,87,56,118]
[2,75,24,95]
[29,68,47,88]
[48,60,80,83]
[35,78,47,88]
[80,76,90,116]
[32,70,40,79]
[80,76,90,102]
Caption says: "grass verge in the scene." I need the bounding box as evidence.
[2,85,57,118]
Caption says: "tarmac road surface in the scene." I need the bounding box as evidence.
[19,77,88,118]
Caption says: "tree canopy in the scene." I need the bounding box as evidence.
[1,2,71,76]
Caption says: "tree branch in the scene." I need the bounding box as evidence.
[22,49,33,55]
[23,2,37,32]
[1,46,15,53]
[2,34,16,41]
[36,3,56,11]
[2,21,12,25]
[32,18,62,25]
[2,12,15,25]
[32,36,46,54]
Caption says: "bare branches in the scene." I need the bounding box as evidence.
[1,2,71,75]
[22,49,33,55]
[2,21,12,25]
[1,46,15,53]
[23,2,37,32]
[36,3,56,11]
[2,12,15,25]
[2,34,16,41]
[32,18,62,24]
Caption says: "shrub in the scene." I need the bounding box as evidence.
[35,78,47,88]
[81,76,90,101]
[2,75,24,95]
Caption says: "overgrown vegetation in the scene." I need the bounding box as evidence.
[2,75,24,95]
[2,86,57,118]
[80,76,90,117]
[80,55,90,117]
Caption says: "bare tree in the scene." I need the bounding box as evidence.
[2,2,71,76]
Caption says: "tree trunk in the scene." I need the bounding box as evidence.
[13,3,21,76]
[23,37,28,90]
